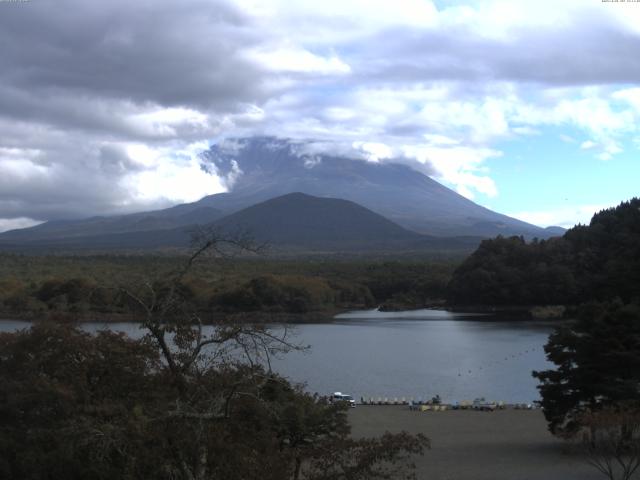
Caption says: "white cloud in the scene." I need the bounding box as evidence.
[238,0,439,39]
[120,141,227,205]
[422,134,460,146]
[578,139,623,160]
[512,126,540,136]
[351,142,394,162]
[130,107,211,138]
[613,87,640,112]
[244,47,351,75]
[508,204,609,229]
[598,140,623,161]
[401,144,501,199]
[0,158,50,181]
[513,90,637,161]
[0,217,44,234]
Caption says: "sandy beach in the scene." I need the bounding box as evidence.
[349,406,602,480]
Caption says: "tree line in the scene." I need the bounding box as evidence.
[447,198,640,307]
[0,257,455,319]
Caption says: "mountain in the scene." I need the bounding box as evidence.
[215,192,479,252]
[0,136,561,250]
[195,137,556,238]
[217,193,420,248]
[543,226,567,236]
[0,193,480,253]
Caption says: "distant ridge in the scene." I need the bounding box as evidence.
[0,205,223,242]
[0,193,481,254]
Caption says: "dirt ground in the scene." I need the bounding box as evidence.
[348,406,603,480]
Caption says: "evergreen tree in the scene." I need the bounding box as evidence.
[533,302,640,436]
[447,198,640,307]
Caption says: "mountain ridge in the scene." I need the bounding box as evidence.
[195,137,558,238]
[0,193,481,254]
[0,137,564,249]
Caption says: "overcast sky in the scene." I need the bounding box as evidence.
[1,0,639,232]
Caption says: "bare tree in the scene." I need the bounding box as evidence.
[118,228,301,480]
[580,406,640,480]
[120,227,291,372]
[105,227,430,480]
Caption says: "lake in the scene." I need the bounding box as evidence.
[0,309,556,403]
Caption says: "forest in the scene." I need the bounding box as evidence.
[447,198,640,308]
[1,198,639,321]
[0,254,456,321]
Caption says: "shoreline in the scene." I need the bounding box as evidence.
[0,304,570,325]
[0,310,339,325]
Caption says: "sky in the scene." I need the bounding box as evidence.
[0,0,639,232]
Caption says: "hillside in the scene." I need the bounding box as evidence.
[0,205,223,242]
[216,192,421,250]
[446,198,640,306]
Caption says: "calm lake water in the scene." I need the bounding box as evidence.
[0,309,557,403]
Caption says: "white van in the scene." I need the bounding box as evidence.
[330,392,356,407]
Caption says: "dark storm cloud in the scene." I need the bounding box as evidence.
[0,0,267,110]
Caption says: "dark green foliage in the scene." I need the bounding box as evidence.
[447,236,578,305]
[213,276,315,313]
[0,322,159,479]
[533,301,640,436]
[447,198,640,306]
[0,288,429,479]
[0,255,456,317]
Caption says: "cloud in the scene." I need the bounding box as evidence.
[559,134,576,143]
[0,0,270,110]
[244,47,351,75]
[119,141,230,205]
[1,0,639,224]
[0,218,44,234]
[579,138,623,161]
[508,204,609,229]
[0,0,272,221]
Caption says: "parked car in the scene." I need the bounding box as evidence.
[330,392,356,407]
